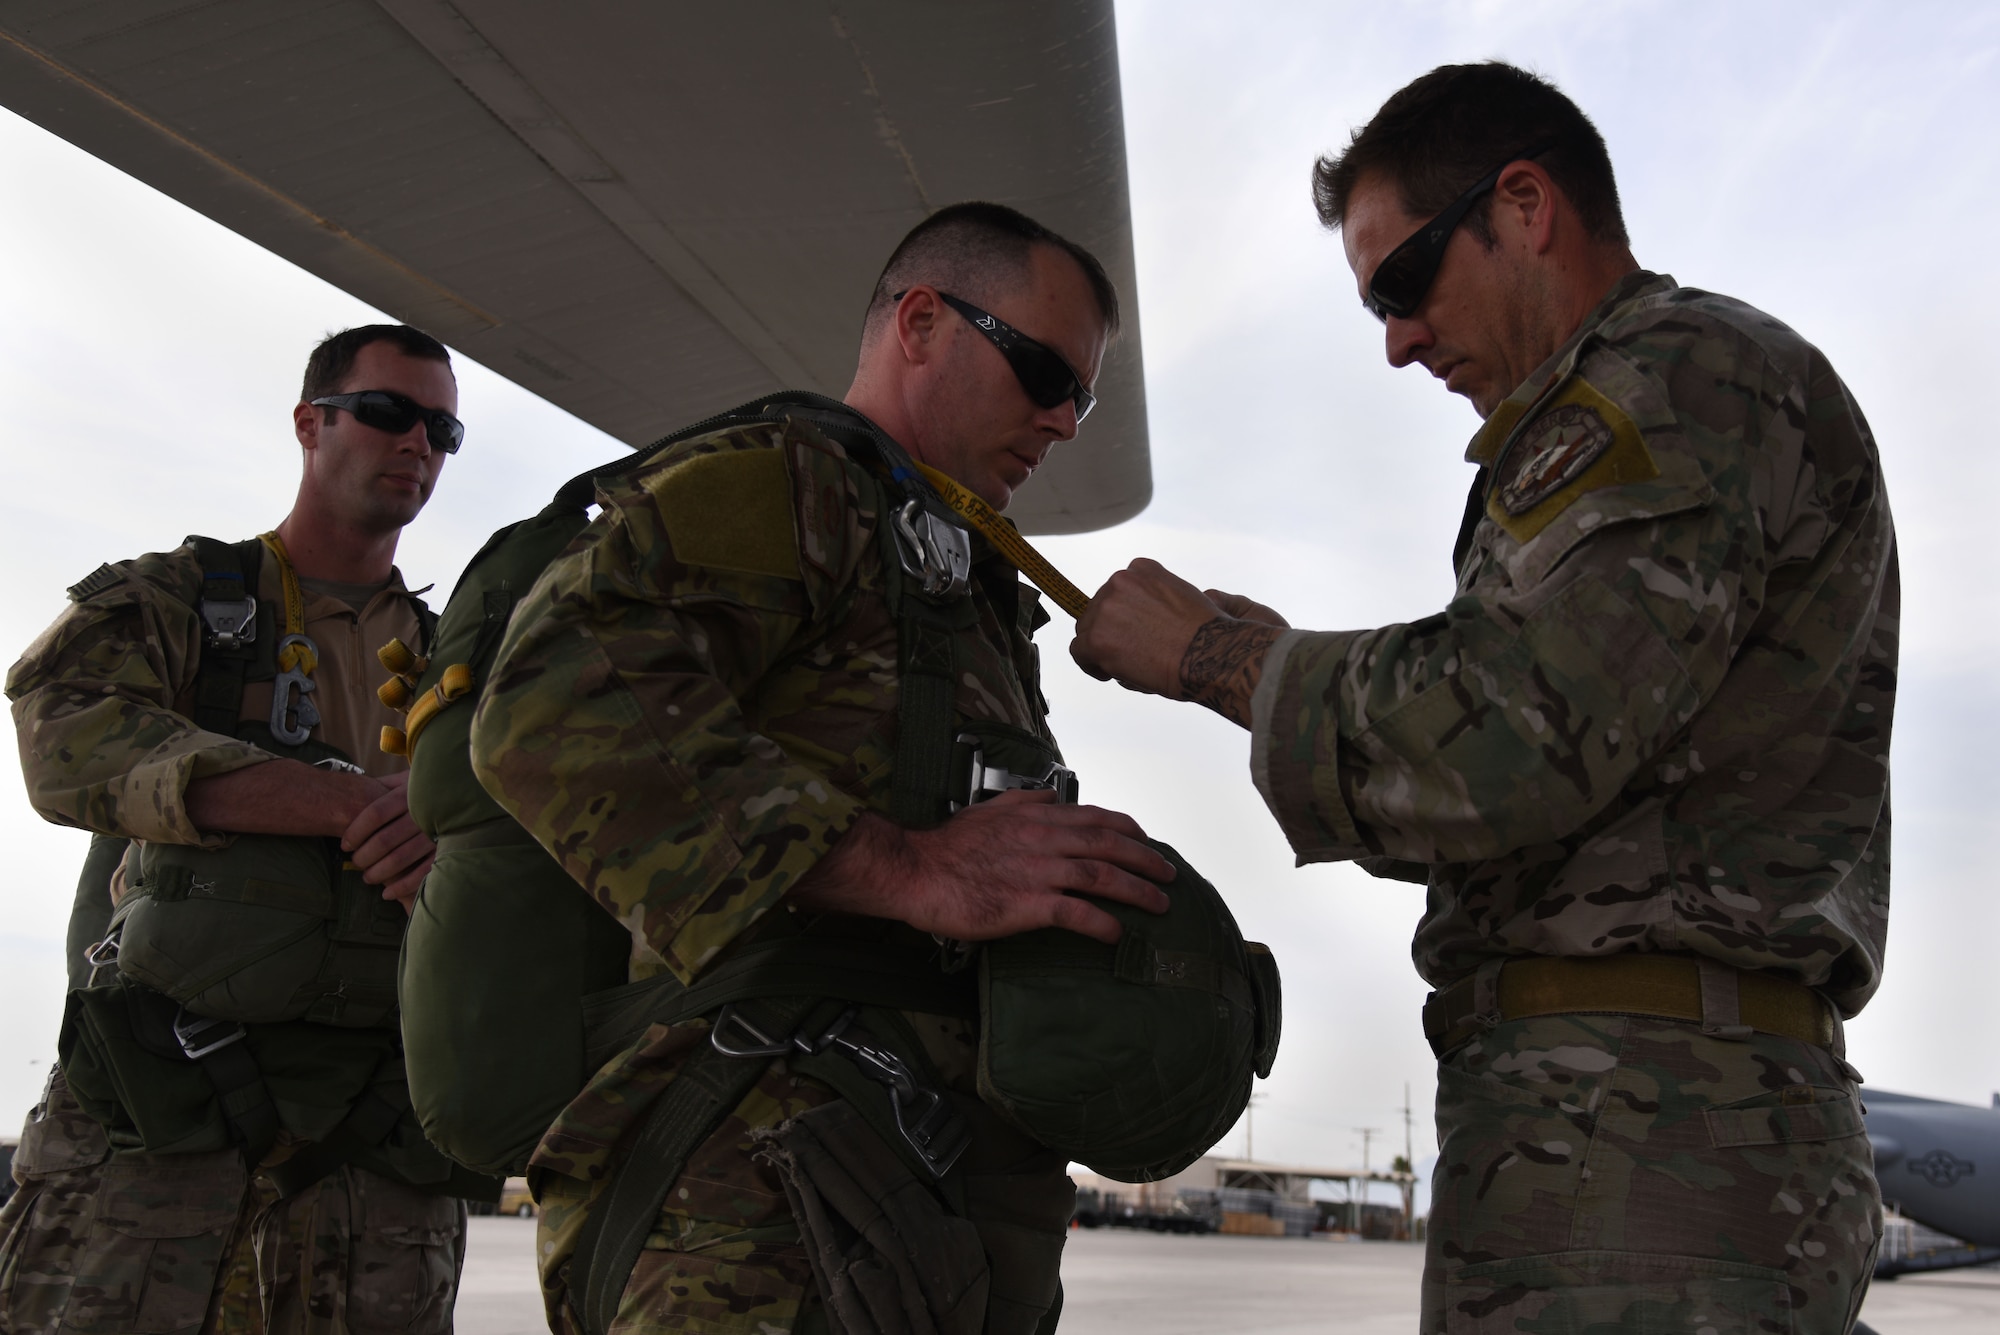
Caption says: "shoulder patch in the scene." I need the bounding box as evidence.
[647,448,801,580]
[66,563,123,603]
[1487,377,1658,543]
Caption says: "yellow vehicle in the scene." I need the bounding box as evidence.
[497,1177,535,1219]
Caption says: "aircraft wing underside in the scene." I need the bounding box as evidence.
[0,0,1150,533]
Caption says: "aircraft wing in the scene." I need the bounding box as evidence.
[0,0,1149,534]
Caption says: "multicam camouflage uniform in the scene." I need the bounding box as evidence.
[1,543,467,1333]
[1250,271,1896,1334]
[471,411,1073,1333]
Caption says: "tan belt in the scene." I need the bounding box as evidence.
[1422,954,1835,1058]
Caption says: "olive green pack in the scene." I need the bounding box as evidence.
[398,395,1282,1194]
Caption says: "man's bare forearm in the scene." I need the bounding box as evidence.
[1179,616,1284,728]
[185,760,379,839]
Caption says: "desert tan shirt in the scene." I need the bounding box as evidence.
[9,538,427,847]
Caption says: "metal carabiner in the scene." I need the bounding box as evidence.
[270,633,322,745]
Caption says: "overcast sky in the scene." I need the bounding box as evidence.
[2,0,1995,1197]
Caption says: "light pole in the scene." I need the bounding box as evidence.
[1354,1127,1379,1234]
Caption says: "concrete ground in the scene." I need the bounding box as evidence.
[453,1215,2000,1334]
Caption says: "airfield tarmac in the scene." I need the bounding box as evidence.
[453,1215,2000,1334]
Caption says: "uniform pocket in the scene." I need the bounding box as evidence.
[63,1154,245,1334]
[350,1175,464,1334]
[1705,1087,1863,1148]
[12,1072,111,1176]
[1444,1249,1792,1334]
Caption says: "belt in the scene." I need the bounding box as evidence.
[1421,954,1835,1058]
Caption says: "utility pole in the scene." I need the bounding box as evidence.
[1402,1082,1414,1167]
[1354,1127,1379,1234]
[1244,1090,1265,1161]
[1397,1083,1418,1238]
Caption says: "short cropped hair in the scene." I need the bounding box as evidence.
[1312,62,1628,247]
[864,202,1120,338]
[300,324,453,406]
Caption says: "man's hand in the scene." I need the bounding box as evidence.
[1071,558,1289,728]
[341,770,435,912]
[187,761,434,913]
[789,790,1174,945]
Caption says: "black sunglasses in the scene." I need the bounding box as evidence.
[895,290,1097,422]
[310,389,465,454]
[1363,138,1560,323]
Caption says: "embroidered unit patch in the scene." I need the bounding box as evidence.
[1483,376,1659,545]
[1499,404,1614,515]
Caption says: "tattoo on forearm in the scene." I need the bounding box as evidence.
[1179,616,1282,727]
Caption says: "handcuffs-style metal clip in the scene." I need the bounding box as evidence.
[892,499,971,601]
[270,632,322,745]
[198,591,257,651]
[710,1003,972,1178]
[949,733,1079,812]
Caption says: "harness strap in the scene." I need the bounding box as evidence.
[190,1031,279,1165]
[570,994,828,1335]
[891,596,962,831]
[126,985,279,1165]
[578,933,977,1078]
[265,1084,407,1198]
[187,536,266,737]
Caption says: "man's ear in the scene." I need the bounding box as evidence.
[293,400,321,452]
[893,286,943,367]
[1494,162,1559,255]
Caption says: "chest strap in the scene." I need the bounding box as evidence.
[188,536,268,738]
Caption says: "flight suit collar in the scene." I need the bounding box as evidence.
[1450,270,1674,577]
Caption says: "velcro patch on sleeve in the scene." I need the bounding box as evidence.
[66,563,124,602]
[647,448,801,580]
[1487,376,1658,544]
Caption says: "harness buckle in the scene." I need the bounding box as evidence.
[892,499,970,600]
[950,734,1079,811]
[820,1015,971,1178]
[199,593,258,651]
[173,1007,247,1061]
[708,1006,796,1058]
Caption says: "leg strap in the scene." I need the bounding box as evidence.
[264,1085,407,1199]
[568,995,823,1335]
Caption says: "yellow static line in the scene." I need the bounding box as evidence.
[911,462,1090,619]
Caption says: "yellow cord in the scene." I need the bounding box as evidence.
[256,530,317,676]
[910,462,1090,619]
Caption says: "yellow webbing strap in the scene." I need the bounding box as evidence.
[910,462,1089,619]
[256,530,316,676]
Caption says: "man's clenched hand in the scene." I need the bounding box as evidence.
[1070,558,1289,728]
[789,790,1174,944]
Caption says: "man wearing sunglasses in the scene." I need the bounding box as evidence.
[3,324,476,1332]
[470,202,1169,1334]
[1074,62,1894,1335]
